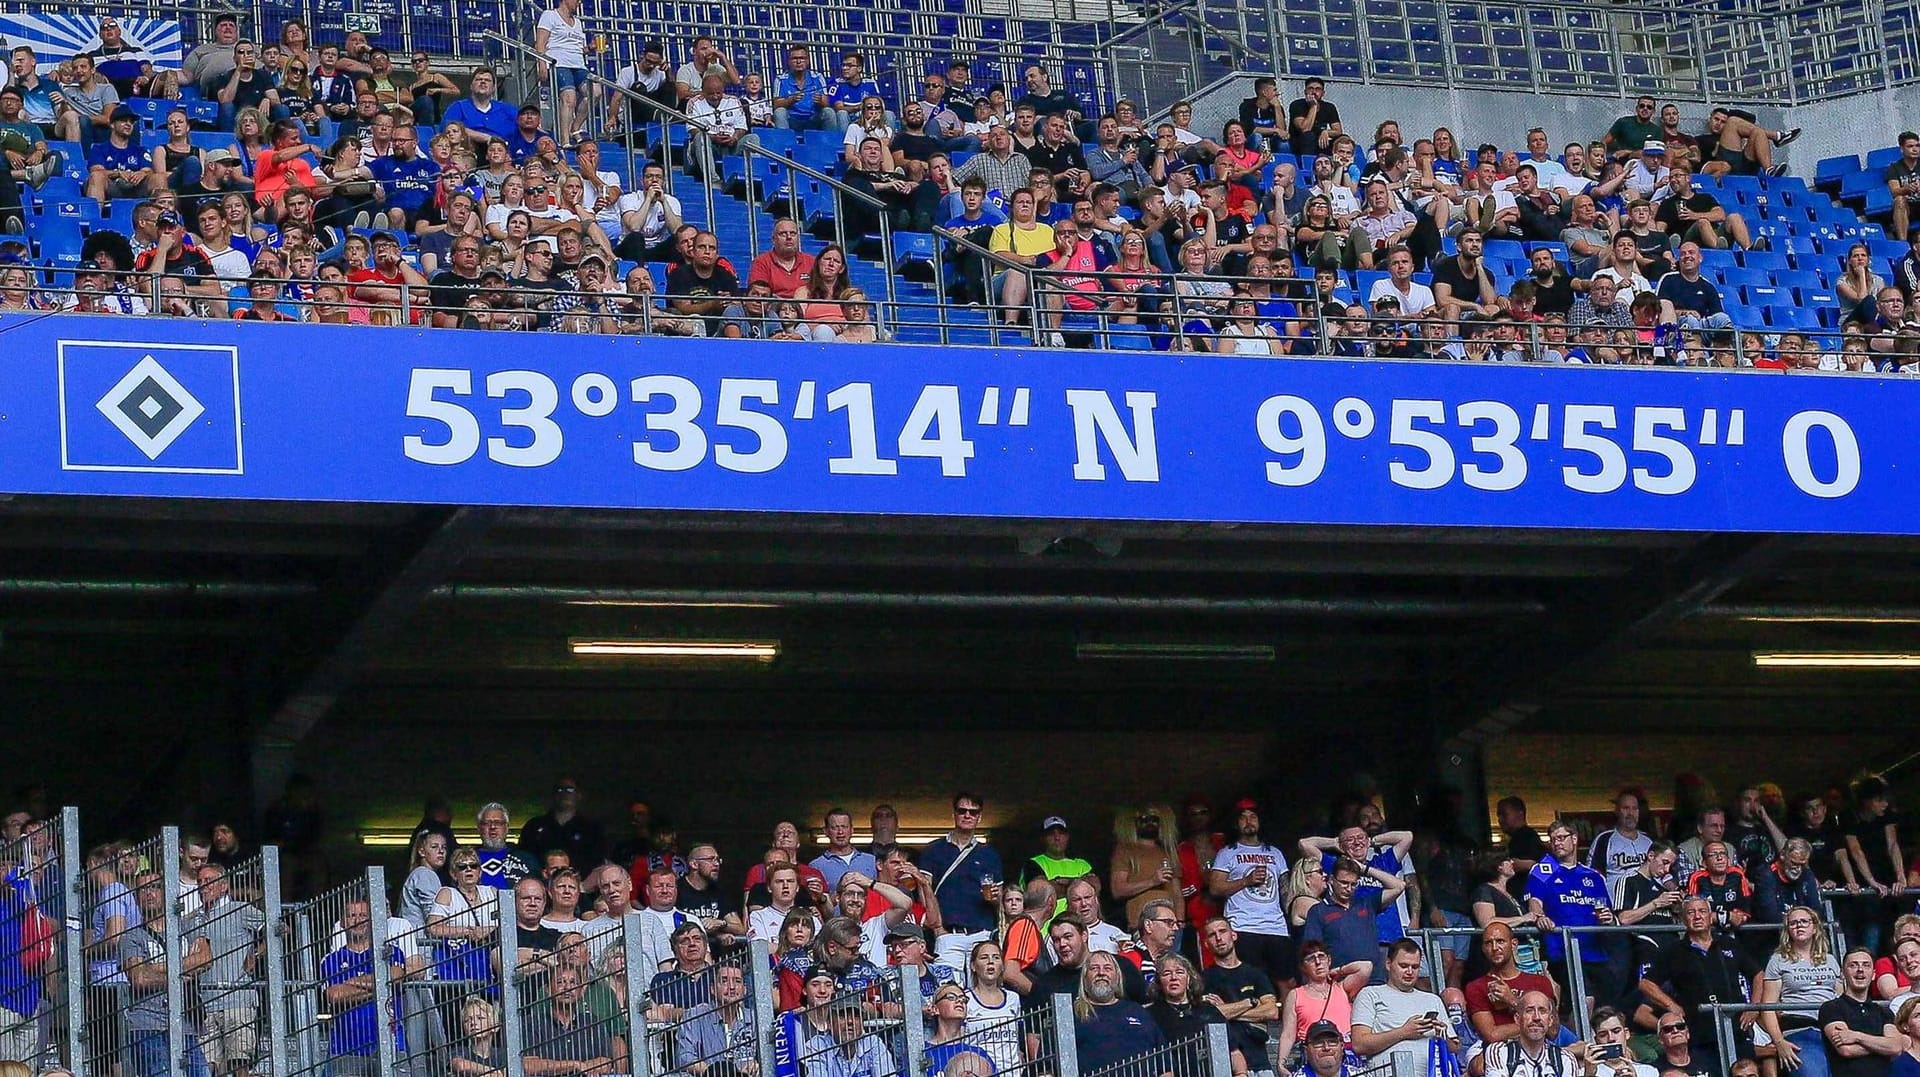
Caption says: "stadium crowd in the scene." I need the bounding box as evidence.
[10,771,1920,1077]
[2,15,1919,367]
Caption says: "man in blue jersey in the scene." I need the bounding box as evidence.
[474,803,537,891]
[1526,821,1618,1014]
[369,124,440,231]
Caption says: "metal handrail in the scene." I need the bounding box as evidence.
[480,28,898,308]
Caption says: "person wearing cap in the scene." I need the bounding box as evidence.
[0,86,58,193]
[176,148,249,224]
[62,258,146,315]
[183,13,241,93]
[230,267,294,321]
[610,42,675,132]
[1621,140,1670,201]
[135,207,227,314]
[1020,817,1093,912]
[345,229,429,323]
[1208,799,1295,991]
[1301,1020,1355,1077]
[85,105,151,208]
[776,964,839,1076]
[881,921,961,1009]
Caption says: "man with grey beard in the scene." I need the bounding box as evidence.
[1071,951,1162,1071]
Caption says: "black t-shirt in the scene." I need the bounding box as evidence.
[1201,963,1274,1048]
[517,922,564,956]
[1627,228,1674,278]
[674,878,740,925]
[227,70,272,111]
[1687,870,1751,928]
[1786,818,1846,883]
[893,131,943,163]
[1619,874,1678,932]
[1286,97,1341,157]
[1726,823,1775,874]
[1886,159,1920,196]
[1431,255,1492,308]
[664,262,740,302]
[1530,270,1576,315]
[136,244,216,282]
[1238,98,1280,136]
[1656,271,1723,317]
[1014,88,1082,118]
[1655,191,1720,236]
[1819,995,1894,1077]
[1213,213,1252,249]
[1849,813,1901,882]
[429,269,486,316]
[1022,140,1086,180]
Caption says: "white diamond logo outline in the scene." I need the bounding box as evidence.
[95,354,206,460]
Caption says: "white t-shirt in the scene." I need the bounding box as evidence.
[1210,843,1289,935]
[1593,267,1652,304]
[1352,984,1448,1071]
[748,904,817,943]
[537,8,588,69]
[844,122,895,152]
[1219,323,1279,355]
[687,95,748,139]
[1086,921,1129,955]
[1367,278,1435,316]
[966,988,1023,1072]
[200,241,251,283]
[1480,1041,1582,1077]
[578,167,623,235]
[615,189,682,244]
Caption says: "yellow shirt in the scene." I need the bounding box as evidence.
[988,220,1054,258]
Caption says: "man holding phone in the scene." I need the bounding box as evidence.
[1208,798,1293,989]
[1351,939,1456,1071]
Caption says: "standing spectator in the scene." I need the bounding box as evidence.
[1481,991,1580,1077]
[532,0,589,141]
[1759,908,1842,1077]
[1638,896,1760,1064]
[1299,858,1405,993]
[920,793,1005,965]
[827,53,886,130]
[1350,941,1455,1073]
[520,777,606,871]
[1208,799,1295,991]
[1526,820,1616,1012]
[809,809,875,893]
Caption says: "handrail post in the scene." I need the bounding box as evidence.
[498,910,527,1077]
[621,914,653,1077]
[161,826,187,1077]
[1049,992,1079,1077]
[367,866,400,1077]
[261,846,291,1077]
[1562,928,1591,1042]
[900,961,927,1077]
[1710,1004,1735,1077]
[932,233,951,345]
[61,805,86,1077]
[750,939,778,1077]
[1204,1022,1233,1077]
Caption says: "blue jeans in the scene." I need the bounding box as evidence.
[1786,1027,1830,1077]
[132,1030,211,1077]
[776,108,835,132]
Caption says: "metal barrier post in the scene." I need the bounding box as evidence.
[1712,1004,1735,1077]
[900,960,927,1076]
[60,806,87,1077]
[1560,928,1591,1042]
[261,846,291,1077]
[1204,1022,1232,1077]
[498,910,527,1077]
[1050,992,1079,1077]
[366,867,400,1077]
[620,914,653,1077]
[749,938,777,1077]
[1415,929,1445,991]
[160,827,187,1077]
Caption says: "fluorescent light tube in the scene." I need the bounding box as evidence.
[569,638,780,661]
[1752,652,1920,669]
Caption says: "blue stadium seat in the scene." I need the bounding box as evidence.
[1767,306,1821,332]
[1865,146,1902,171]
[1815,155,1860,189]
[1720,267,1767,292]
[1743,284,1786,307]
[1774,269,1820,294]
[1740,249,1788,272]
[1838,170,1880,201]
[1698,247,1738,270]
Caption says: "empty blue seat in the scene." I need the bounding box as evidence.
[1867,238,1907,262]
[1720,267,1767,292]
[1767,306,1822,331]
[1839,170,1881,200]
[1865,145,1902,170]
[1743,284,1786,307]
[1774,269,1820,293]
[1815,154,1860,188]
[1740,249,1788,272]
[1721,175,1761,196]
[1698,247,1738,269]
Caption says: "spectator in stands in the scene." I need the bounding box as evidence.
[1482,991,1579,1077]
[1655,164,1752,250]
[673,35,742,107]
[953,122,1030,201]
[827,53,886,130]
[1016,65,1085,135]
[443,67,517,147]
[1638,895,1759,1062]
[1351,940,1455,1071]
[1756,906,1841,1077]
[1820,948,1901,1077]
[1838,243,1888,318]
[1237,77,1284,151]
[1605,96,1659,162]
[368,124,438,231]
[523,964,624,1076]
[1656,242,1732,332]
[0,86,59,190]
[1430,228,1500,319]
[1355,180,1416,263]
[1620,140,1670,202]
[676,962,757,1075]
[252,119,320,223]
[1365,246,1433,315]
[1526,820,1616,1011]
[1590,232,1652,304]
[665,229,741,336]
[1294,194,1370,270]
[532,0,589,142]
[1300,856,1406,991]
[1072,950,1162,1070]
[1286,77,1341,158]
[766,45,833,134]
[1084,116,1151,201]
[55,53,119,148]
[684,74,757,186]
[609,41,673,133]
[85,105,149,210]
[320,899,412,1077]
[1702,108,1797,178]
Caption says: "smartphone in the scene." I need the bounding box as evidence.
[1598,1045,1625,1061]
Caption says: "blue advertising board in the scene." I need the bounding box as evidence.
[1,313,1915,534]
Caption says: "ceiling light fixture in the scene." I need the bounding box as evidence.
[1739,615,1920,625]
[563,600,781,609]
[1752,652,1920,669]
[1075,642,1275,662]
[569,638,781,661]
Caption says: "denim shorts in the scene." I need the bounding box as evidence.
[552,65,590,92]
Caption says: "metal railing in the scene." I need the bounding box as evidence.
[480,29,898,308]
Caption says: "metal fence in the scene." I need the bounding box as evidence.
[0,807,84,1074]
[182,850,273,1077]
[81,828,194,1077]
[647,941,769,1077]
[276,869,403,1077]
[1082,1028,1229,1077]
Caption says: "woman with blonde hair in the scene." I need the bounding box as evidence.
[449,994,504,1077]
[399,829,449,928]
[1758,906,1840,1077]
[1111,805,1182,937]
[427,848,497,983]
[1283,858,1328,931]
[1000,878,1053,994]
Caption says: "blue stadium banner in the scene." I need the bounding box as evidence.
[0,313,1915,534]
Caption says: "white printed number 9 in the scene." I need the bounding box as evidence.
[1256,396,1326,487]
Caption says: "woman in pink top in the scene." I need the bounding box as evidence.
[793,244,854,338]
[254,119,320,222]
[1278,941,1356,1053]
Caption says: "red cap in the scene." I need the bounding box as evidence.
[1234,797,1259,813]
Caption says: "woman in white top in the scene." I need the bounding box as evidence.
[1216,296,1280,356]
[485,172,528,241]
[842,96,896,169]
[533,0,590,142]
[428,849,498,983]
[400,831,449,929]
[965,939,1028,1072]
[540,867,589,936]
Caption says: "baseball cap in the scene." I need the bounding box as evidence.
[1642,140,1667,155]
[75,259,105,273]
[109,105,138,123]
[804,965,839,986]
[1306,1021,1343,1044]
[213,12,238,24]
[1041,816,1068,832]
[203,149,241,166]
[156,210,183,228]
[884,922,927,943]
[371,230,402,246]
[1234,797,1260,813]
